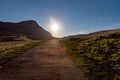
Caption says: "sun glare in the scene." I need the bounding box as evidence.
[49,17,62,37]
[51,22,59,33]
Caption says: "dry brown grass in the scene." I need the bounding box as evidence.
[0,40,32,53]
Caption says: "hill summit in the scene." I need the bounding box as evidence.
[0,20,53,40]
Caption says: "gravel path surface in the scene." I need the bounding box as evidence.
[0,40,88,80]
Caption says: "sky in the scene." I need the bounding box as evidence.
[0,0,120,37]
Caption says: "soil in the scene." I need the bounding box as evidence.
[0,40,88,80]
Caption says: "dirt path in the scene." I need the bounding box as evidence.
[0,40,88,80]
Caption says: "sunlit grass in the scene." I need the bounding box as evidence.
[0,41,42,65]
[60,35,120,80]
[0,41,31,53]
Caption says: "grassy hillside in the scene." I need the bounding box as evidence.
[66,29,120,38]
[60,33,120,80]
[0,40,44,65]
[0,41,30,53]
[0,36,32,52]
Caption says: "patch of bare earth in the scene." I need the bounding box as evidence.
[0,40,88,80]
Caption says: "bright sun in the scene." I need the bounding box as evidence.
[51,22,59,33]
[49,17,62,37]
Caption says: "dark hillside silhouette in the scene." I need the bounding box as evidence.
[0,20,53,41]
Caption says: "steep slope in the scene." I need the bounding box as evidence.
[0,20,53,40]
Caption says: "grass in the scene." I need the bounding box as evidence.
[0,41,31,53]
[0,41,43,65]
[60,36,120,80]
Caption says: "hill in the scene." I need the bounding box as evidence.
[0,20,53,41]
[61,30,120,80]
[65,29,120,38]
